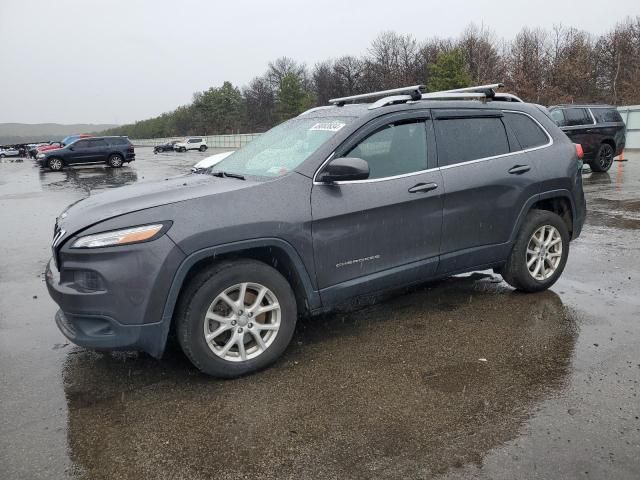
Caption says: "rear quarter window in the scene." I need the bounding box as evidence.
[591,108,623,124]
[435,117,510,166]
[108,137,129,145]
[503,112,549,150]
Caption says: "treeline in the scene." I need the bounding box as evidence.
[103,17,640,138]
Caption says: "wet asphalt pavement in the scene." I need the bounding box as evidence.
[1,149,639,479]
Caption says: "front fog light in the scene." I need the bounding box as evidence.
[72,224,165,248]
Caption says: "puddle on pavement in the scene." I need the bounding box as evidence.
[62,274,578,479]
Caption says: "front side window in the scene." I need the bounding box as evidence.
[213,116,356,178]
[345,121,427,179]
[503,112,549,149]
[435,117,510,166]
[564,108,592,126]
[550,109,566,127]
[88,139,108,147]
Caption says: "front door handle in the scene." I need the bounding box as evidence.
[508,165,531,175]
[408,182,438,193]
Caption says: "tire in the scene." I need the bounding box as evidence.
[154,149,159,154]
[48,157,63,171]
[0,154,5,158]
[176,259,297,378]
[590,143,614,172]
[107,154,124,168]
[501,209,570,293]
[199,145,207,152]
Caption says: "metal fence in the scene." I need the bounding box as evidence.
[131,133,262,149]
[618,106,640,149]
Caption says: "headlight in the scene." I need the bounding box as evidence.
[71,224,165,248]
[37,153,45,159]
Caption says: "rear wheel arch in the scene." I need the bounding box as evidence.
[509,192,575,243]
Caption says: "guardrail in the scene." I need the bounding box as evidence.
[618,106,640,149]
[131,133,262,149]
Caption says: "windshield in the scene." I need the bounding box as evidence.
[61,135,78,146]
[212,116,355,178]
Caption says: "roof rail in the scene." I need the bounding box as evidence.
[329,85,425,106]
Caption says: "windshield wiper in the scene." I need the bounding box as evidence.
[210,170,245,180]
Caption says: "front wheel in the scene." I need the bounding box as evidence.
[591,143,614,172]
[176,260,297,378]
[48,157,63,171]
[107,154,124,168]
[501,210,570,292]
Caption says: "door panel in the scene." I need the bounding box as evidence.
[312,170,443,290]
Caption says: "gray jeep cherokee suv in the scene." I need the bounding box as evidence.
[46,84,586,377]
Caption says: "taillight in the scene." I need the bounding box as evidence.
[575,144,584,159]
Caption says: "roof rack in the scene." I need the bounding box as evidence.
[329,85,425,106]
[325,83,522,111]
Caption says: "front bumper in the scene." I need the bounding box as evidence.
[45,234,185,357]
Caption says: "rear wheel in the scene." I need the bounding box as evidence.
[199,145,207,152]
[176,260,297,378]
[48,157,63,171]
[501,210,569,292]
[107,154,124,168]
[590,143,614,172]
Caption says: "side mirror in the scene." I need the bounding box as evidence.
[317,157,369,183]
[69,146,75,151]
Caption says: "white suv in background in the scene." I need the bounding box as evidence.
[174,138,208,152]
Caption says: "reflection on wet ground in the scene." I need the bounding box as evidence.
[62,276,577,479]
[1,150,640,479]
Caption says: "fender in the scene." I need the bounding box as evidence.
[155,237,321,356]
[508,189,576,243]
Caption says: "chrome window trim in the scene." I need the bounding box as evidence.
[312,110,553,185]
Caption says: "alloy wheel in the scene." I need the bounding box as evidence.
[49,158,62,170]
[526,225,563,281]
[598,144,614,170]
[203,282,281,362]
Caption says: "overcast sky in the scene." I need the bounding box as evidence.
[1,0,638,125]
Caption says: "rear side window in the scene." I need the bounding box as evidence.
[435,117,509,166]
[189,138,202,143]
[564,108,592,126]
[347,121,427,179]
[108,137,129,145]
[591,108,623,123]
[503,112,549,149]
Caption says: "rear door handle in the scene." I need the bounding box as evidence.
[508,165,531,175]
[408,182,438,193]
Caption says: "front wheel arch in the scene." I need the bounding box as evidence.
[157,239,321,357]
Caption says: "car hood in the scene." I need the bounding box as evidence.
[56,174,257,236]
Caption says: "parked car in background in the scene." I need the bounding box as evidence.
[191,150,234,173]
[154,140,179,154]
[46,84,586,378]
[548,105,626,172]
[37,142,64,154]
[174,138,207,152]
[37,136,135,171]
[0,147,20,158]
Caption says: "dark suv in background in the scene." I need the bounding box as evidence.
[37,136,135,171]
[548,105,626,172]
[46,84,585,378]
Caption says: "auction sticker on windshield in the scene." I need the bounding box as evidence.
[310,122,345,132]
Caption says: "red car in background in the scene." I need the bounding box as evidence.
[35,134,93,155]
